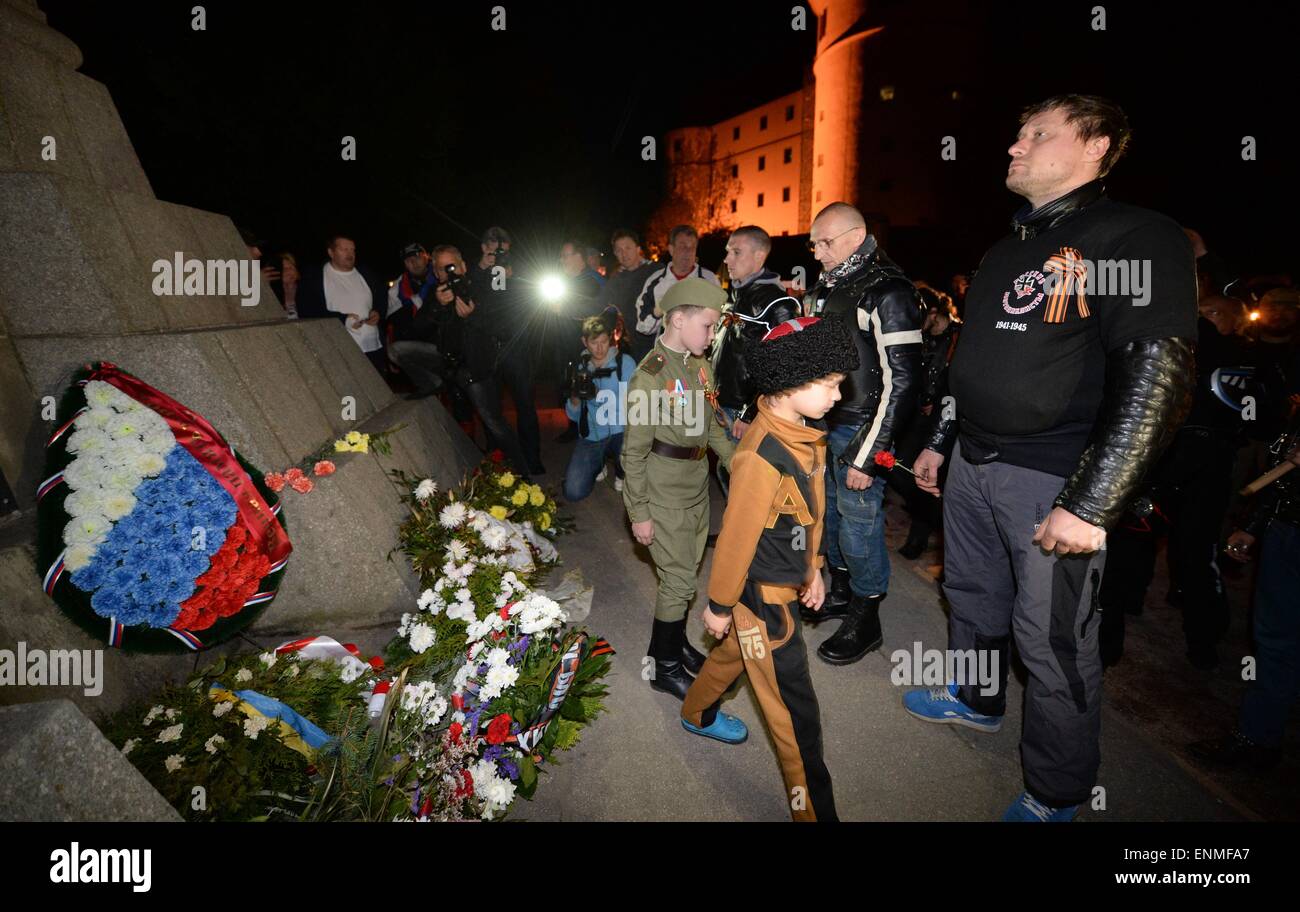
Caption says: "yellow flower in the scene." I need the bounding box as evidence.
[490,505,508,520]
[334,440,349,453]
[345,431,364,445]
[497,472,516,488]
[529,489,545,507]
[511,488,528,506]
[538,512,552,531]
[355,437,369,453]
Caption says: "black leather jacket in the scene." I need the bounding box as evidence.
[925,183,1196,529]
[712,269,801,417]
[806,236,923,474]
[921,320,961,411]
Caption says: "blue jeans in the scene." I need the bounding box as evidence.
[563,433,624,502]
[824,423,890,597]
[1238,519,1300,747]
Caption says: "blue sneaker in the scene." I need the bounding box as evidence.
[1002,791,1079,822]
[902,682,1003,733]
[681,712,748,744]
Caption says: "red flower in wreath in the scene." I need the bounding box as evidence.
[290,476,314,494]
[265,472,286,492]
[313,460,336,476]
[873,451,897,470]
[448,721,463,744]
[488,449,505,464]
[485,713,513,745]
[285,467,305,483]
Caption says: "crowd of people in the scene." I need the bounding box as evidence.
[243,91,1298,821]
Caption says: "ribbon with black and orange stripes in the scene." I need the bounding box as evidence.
[1042,247,1090,323]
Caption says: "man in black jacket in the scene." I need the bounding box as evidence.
[801,203,923,664]
[906,95,1197,821]
[713,225,801,440]
[386,242,453,398]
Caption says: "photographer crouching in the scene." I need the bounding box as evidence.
[562,313,636,502]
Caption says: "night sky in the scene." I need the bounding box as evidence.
[41,0,1296,286]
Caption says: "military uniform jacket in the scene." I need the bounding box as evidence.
[621,337,736,523]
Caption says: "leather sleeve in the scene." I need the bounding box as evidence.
[1054,337,1195,530]
[923,410,959,455]
[840,282,923,472]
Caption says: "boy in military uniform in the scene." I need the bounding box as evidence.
[622,277,737,700]
[680,316,858,822]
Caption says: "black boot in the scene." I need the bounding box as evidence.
[802,566,851,623]
[816,593,883,665]
[897,521,931,560]
[681,635,706,676]
[648,619,695,700]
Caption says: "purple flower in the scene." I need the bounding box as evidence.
[500,759,520,781]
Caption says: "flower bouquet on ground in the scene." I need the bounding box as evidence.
[36,362,291,652]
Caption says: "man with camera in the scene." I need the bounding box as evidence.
[425,243,531,476]
[471,226,545,476]
[387,242,452,399]
[554,239,608,443]
[562,313,636,502]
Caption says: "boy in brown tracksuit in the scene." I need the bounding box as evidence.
[681,316,859,822]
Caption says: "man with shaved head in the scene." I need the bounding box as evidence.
[801,202,923,664]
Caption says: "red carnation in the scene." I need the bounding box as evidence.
[313,460,336,476]
[488,449,505,464]
[448,721,463,743]
[285,467,305,482]
[290,476,314,494]
[485,713,512,745]
[368,656,385,671]
[265,472,286,492]
[227,525,248,548]
[498,606,510,620]
[873,451,897,469]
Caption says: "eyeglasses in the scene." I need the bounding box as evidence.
[807,227,862,253]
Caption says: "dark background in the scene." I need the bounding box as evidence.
[41,0,1297,286]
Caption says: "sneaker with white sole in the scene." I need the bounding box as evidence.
[595,465,608,483]
[902,682,1003,733]
[613,476,624,492]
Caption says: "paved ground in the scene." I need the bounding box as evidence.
[503,406,1256,822]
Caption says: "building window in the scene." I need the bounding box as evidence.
[782,230,789,236]
[880,85,896,101]
[731,164,738,179]
[786,104,795,121]
[757,193,765,208]
[730,199,737,213]
[817,153,823,167]
[816,190,822,202]
[819,109,824,122]
[760,115,768,130]
[733,126,740,140]
[782,187,791,202]
[758,155,766,171]
[783,147,793,164]
[951,89,961,101]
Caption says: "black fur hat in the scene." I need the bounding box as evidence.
[745,316,859,395]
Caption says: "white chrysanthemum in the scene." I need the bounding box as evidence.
[65,427,113,457]
[445,601,475,623]
[156,722,183,744]
[84,381,119,408]
[502,571,520,590]
[340,661,363,684]
[408,622,436,654]
[121,737,140,756]
[480,664,520,702]
[63,543,97,572]
[454,586,472,605]
[468,510,491,533]
[243,715,270,739]
[438,502,468,528]
[100,491,137,521]
[132,451,167,477]
[80,406,114,431]
[61,488,101,518]
[204,734,225,755]
[235,668,253,683]
[506,548,534,573]
[212,701,233,718]
[398,612,412,635]
[60,456,106,491]
[464,617,492,642]
[468,641,485,661]
[481,525,509,552]
[451,661,476,693]
[414,479,438,501]
[485,647,511,669]
[99,464,140,492]
[446,539,470,563]
[479,772,517,816]
[417,589,444,615]
[143,705,164,726]
[139,428,176,456]
[258,651,277,668]
[106,414,144,440]
[64,512,112,547]
[164,754,184,774]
